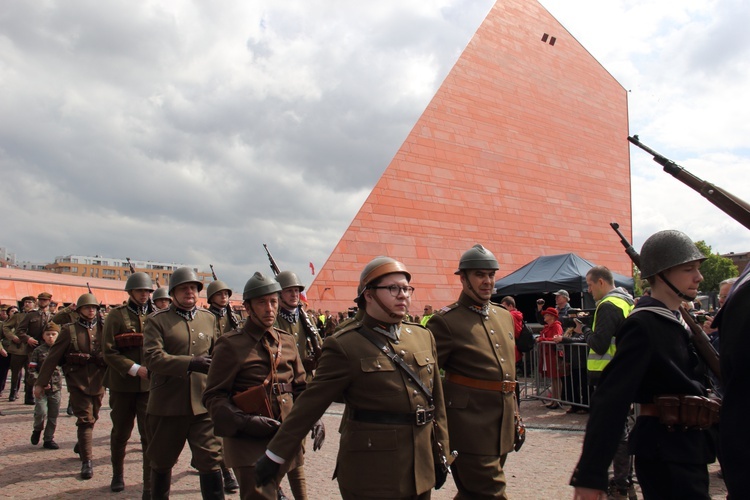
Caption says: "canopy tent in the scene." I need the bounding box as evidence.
[494,253,634,308]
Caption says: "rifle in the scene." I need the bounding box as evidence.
[126,257,136,274]
[263,244,281,276]
[609,223,722,383]
[210,264,218,280]
[86,282,92,294]
[628,135,750,231]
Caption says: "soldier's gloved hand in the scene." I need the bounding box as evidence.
[311,419,325,451]
[243,415,281,437]
[255,454,281,487]
[187,356,211,374]
[434,460,448,490]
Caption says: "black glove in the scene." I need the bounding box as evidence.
[255,455,281,487]
[434,461,448,490]
[243,415,281,438]
[310,419,325,451]
[188,356,211,374]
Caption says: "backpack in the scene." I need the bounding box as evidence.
[516,321,535,353]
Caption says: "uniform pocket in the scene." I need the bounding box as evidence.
[360,356,395,373]
[445,386,470,410]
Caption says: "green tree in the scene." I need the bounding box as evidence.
[695,240,738,293]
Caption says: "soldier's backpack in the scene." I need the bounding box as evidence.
[516,321,535,353]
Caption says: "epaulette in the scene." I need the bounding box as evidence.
[435,302,459,315]
[222,328,244,338]
[111,304,127,311]
[149,308,170,318]
[333,319,363,338]
[273,326,293,337]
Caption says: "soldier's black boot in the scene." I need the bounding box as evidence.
[199,470,225,500]
[111,468,125,492]
[150,469,172,500]
[220,464,238,494]
[81,460,94,480]
[8,389,17,402]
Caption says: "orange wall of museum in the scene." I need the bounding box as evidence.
[307,0,633,314]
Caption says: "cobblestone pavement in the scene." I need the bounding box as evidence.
[0,391,727,499]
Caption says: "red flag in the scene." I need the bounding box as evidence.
[309,262,315,275]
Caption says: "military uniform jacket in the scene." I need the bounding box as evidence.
[2,312,28,356]
[203,320,306,469]
[102,302,150,393]
[16,309,52,349]
[267,314,450,498]
[29,343,62,392]
[427,292,517,456]
[208,305,237,336]
[570,296,716,491]
[143,305,217,417]
[36,319,106,396]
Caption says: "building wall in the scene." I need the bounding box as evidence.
[306,0,633,314]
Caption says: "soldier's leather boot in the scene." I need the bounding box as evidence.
[81,460,94,480]
[220,465,238,494]
[199,470,225,500]
[111,468,125,492]
[278,487,289,500]
[8,389,17,402]
[151,469,172,500]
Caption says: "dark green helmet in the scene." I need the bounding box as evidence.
[276,271,305,291]
[77,293,99,308]
[455,244,499,274]
[125,272,154,292]
[153,287,171,302]
[243,272,282,301]
[640,230,706,279]
[169,267,203,294]
[207,280,232,301]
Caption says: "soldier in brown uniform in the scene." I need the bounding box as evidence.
[272,270,323,499]
[427,244,518,499]
[17,292,54,404]
[152,287,172,311]
[102,272,154,495]
[142,267,224,499]
[3,296,37,402]
[256,257,453,499]
[34,293,107,480]
[52,301,78,325]
[204,272,312,499]
[205,278,241,494]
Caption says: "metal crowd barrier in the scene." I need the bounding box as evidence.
[517,341,591,409]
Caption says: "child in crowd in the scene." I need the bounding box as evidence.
[28,322,62,449]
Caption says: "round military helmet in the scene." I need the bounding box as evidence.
[356,256,411,300]
[276,271,305,292]
[125,272,154,292]
[639,229,706,279]
[153,287,171,302]
[455,244,500,274]
[168,267,204,294]
[243,272,282,301]
[76,293,99,308]
[207,280,232,301]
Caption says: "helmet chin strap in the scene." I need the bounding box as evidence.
[657,272,697,301]
[370,290,402,321]
[463,272,488,305]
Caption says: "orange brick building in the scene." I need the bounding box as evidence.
[307,0,632,314]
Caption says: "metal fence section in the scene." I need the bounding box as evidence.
[517,341,592,409]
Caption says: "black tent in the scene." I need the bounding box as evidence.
[493,253,634,311]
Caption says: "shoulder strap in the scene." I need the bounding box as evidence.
[358,328,433,403]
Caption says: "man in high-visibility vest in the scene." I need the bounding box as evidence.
[575,265,634,500]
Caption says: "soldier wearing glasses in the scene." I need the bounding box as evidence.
[427,244,518,499]
[256,256,452,499]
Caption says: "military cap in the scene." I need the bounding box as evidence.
[37,292,53,300]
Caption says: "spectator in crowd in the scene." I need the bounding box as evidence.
[28,322,62,450]
[500,296,524,366]
[536,289,571,322]
[420,304,433,326]
[554,310,588,414]
[537,307,564,409]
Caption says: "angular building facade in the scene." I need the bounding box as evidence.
[307,0,632,314]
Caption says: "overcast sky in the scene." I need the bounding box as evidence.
[2,0,749,291]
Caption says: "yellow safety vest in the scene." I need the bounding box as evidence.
[587,295,633,372]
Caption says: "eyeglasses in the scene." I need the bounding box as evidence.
[369,285,415,297]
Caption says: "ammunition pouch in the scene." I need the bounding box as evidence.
[65,352,106,368]
[114,332,144,349]
[640,395,721,430]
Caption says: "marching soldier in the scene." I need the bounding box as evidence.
[34,293,107,480]
[102,272,154,495]
[205,278,242,494]
[204,272,311,499]
[143,267,224,499]
[256,257,452,499]
[427,244,518,499]
[3,296,37,402]
[17,292,54,404]
[52,301,78,325]
[152,287,172,311]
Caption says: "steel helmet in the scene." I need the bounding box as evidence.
[356,257,411,300]
[640,229,706,279]
[77,293,99,308]
[243,272,282,301]
[276,271,305,291]
[168,267,204,294]
[125,272,154,292]
[153,287,171,302]
[207,280,233,301]
[455,244,500,274]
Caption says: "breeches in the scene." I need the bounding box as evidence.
[146,413,222,473]
[450,452,508,500]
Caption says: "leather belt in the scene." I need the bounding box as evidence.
[351,405,435,426]
[271,383,294,395]
[445,372,516,393]
[638,403,659,417]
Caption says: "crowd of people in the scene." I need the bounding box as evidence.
[0,230,746,499]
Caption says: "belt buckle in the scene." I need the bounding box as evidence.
[502,380,513,393]
[415,405,435,426]
[271,384,281,395]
